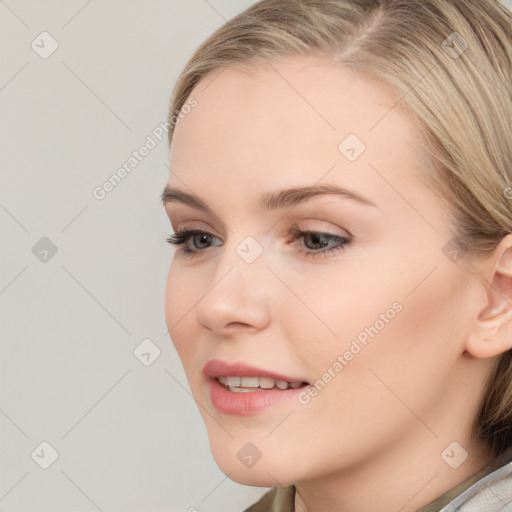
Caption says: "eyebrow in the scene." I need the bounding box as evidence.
[160,184,378,213]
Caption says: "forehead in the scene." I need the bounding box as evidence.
[169,56,431,210]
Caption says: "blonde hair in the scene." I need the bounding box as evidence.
[167,0,512,455]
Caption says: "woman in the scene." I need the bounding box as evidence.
[162,0,512,510]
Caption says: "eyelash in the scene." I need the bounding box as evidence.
[166,226,351,259]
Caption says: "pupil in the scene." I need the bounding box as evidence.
[307,233,328,249]
[195,234,210,248]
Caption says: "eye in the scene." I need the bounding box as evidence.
[166,229,222,256]
[166,226,351,258]
[289,226,351,258]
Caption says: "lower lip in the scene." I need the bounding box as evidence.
[207,378,307,416]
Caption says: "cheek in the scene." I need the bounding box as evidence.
[165,261,200,365]
[290,254,464,426]
[273,256,407,374]
[285,238,462,358]
[284,241,458,375]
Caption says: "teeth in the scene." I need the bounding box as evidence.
[259,377,275,389]
[228,386,256,393]
[226,376,241,387]
[217,376,304,391]
[275,379,289,390]
[240,377,259,387]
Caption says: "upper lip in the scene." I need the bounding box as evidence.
[203,359,308,383]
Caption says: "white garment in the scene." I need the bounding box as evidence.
[440,453,512,511]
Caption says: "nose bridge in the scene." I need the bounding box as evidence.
[211,233,269,297]
[195,233,271,332]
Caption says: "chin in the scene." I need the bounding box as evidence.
[216,456,295,487]
[208,438,297,487]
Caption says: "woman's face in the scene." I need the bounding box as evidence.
[163,57,486,486]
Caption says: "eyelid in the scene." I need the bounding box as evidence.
[171,220,224,236]
[287,219,353,239]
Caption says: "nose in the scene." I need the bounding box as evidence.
[195,246,271,336]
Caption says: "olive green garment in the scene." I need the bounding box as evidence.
[243,445,512,511]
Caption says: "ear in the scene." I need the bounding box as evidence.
[466,233,512,359]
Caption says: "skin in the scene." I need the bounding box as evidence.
[163,56,512,512]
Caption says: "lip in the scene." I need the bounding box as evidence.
[203,359,305,383]
[203,359,309,416]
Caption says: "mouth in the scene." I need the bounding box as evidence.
[203,359,310,415]
[216,375,308,393]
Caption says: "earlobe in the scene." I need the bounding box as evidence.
[465,235,512,359]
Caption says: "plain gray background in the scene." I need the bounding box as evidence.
[2,0,512,511]
[0,1,268,511]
